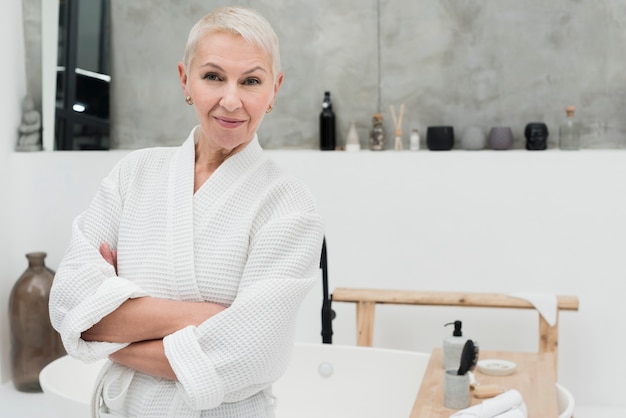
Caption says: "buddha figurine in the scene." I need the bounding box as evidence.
[16,96,42,152]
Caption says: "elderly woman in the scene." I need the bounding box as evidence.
[49,6,324,417]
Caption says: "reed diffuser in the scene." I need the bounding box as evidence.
[390,103,405,151]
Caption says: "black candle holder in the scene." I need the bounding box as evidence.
[426,126,455,151]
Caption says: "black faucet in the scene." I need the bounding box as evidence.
[320,237,335,344]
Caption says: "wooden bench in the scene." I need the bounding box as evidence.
[331,288,579,372]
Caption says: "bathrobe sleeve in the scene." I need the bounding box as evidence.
[49,159,149,363]
[163,179,324,410]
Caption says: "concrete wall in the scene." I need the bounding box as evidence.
[106,0,626,150]
[24,1,626,150]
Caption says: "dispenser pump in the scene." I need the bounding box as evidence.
[446,320,463,337]
[443,320,467,369]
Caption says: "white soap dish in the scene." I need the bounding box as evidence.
[477,359,516,376]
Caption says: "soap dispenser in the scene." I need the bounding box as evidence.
[443,320,468,370]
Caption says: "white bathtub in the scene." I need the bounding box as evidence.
[39,355,105,418]
[40,343,429,417]
[272,343,429,417]
[40,343,573,417]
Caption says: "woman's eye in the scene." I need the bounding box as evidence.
[243,78,261,86]
[203,73,221,81]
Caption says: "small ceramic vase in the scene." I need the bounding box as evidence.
[461,126,486,150]
[488,126,514,150]
[426,126,455,151]
[345,120,361,152]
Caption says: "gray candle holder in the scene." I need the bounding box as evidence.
[461,126,486,150]
[488,126,514,150]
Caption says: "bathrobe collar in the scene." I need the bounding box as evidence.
[167,127,265,300]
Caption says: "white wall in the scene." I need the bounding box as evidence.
[2,148,626,413]
[282,151,626,412]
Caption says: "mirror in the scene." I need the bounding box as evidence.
[54,0,110,150]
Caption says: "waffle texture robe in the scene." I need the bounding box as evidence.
[49,128,325,417]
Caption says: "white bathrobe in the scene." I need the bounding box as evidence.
[49,128,325,417]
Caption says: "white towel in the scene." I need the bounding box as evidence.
[449,389,528,418]
[509,292,558,327]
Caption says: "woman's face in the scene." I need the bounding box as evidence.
[179,31,283,152]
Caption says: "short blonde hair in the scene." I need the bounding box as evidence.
[183,6,281,81]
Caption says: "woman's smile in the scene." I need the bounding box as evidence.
[213,114,247,129]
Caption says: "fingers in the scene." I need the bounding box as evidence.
[99,242,113,264]
[99,242,118,274]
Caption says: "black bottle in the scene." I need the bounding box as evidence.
[320,91,336,150]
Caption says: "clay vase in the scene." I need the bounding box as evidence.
[488,126,514,150]
[9,252,66,392]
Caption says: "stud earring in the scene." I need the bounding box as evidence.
[266,104,273,114]
[185,96,193,105]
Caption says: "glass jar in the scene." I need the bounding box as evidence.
[559,106,581,150]
[369,113,385,151]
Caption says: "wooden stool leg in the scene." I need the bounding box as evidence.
[356,301,376,346]
[539,312,559,373]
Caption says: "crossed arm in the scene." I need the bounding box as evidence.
[80,244,226,380]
